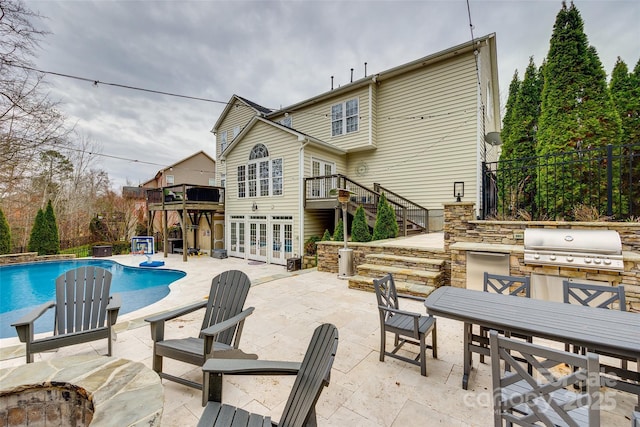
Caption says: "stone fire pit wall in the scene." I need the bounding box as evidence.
[0,355,163,427]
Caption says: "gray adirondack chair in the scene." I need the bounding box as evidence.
[12,266,121,363]
[146,270,257,390]
[479,273,532,364]
[198,323,339,427]
[374,273,437,376]
[489,330,600,427]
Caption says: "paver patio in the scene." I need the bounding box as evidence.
[0,247,636,426]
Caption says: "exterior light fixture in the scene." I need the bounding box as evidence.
[454,182,464,202]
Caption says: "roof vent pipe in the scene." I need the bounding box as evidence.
[364,62,367,77]
[350,68,354,83]
[331,76,334,90]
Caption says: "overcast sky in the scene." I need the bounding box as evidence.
[27,0,639,190]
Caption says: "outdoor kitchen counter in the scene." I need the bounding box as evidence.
[450,242,639,261]
[450,242,523,254]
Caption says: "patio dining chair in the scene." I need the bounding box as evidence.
[489,330,601,427]
[198,323,339,427]
[146,270,257,390]
[479,273,532,365]
[373,273,437,376]
[12,266,121,363]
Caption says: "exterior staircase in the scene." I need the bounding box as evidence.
[348,252,445,298]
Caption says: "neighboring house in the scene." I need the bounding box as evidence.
[213,34,501,266]
[141,150,222,254]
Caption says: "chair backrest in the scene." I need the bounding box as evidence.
[55,266,113,335]
[200,270,252,345]
[373,274,399,319]
[489,330,600,427]
[279,323,339,427]
[483,273,530,297]
[563,280,626,311]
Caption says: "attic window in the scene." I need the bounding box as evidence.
[249,143,269,160]
[279,116,292,128]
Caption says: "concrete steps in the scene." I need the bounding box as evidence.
[348,253,445,297]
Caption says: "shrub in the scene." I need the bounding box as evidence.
[321,229,332,241]
[372,193,399,241]
[333,218,344,242]
[351,205,371,242]
[304,236,320,256]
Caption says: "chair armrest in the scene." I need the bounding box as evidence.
[107,293,122,311]
[202,359,301,376]
[200,307,255,338]
[11,302,55,343]
[146,300,208,342]
[145,300,208,323]
[379,305,422,319]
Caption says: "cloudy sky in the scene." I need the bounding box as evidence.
[27,0,639,190]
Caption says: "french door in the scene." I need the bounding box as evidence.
[311,158,336,198]
[271,217,293,265]
[248,216,267,262]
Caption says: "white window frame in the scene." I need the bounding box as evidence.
[165,174,174,185]
[237,165,246,198]
[331,98,359,137]
[219,131,228,152]
[233,126,240,138]
[238,144,283,198]
[208,178,216,186]
[221,173,226,188]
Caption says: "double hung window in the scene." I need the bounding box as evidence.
[331,98,359,136]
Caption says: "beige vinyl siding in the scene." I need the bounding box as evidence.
[171,153,216,185]
[216,103,260,185]
[305,210,335,241]
[224,121,302,254]
[285,86,371,151]
[350,54,479,209]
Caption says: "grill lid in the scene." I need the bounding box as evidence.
[524,228,621,254]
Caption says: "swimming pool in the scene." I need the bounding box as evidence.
[0,259,186,339]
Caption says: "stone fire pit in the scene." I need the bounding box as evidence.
[0,355,163,426]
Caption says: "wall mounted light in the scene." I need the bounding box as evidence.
[252,202,258,211]
[454,182,464,202]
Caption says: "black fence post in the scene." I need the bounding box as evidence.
[606,144,613,217]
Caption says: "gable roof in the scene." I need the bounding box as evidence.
[266,33,497,118]
[142,150,216,185]
[211,94,273,133]
[220,116,346,160]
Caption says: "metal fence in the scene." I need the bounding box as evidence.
[482,143,639,221]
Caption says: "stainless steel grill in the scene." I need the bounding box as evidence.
[523,228,624,271]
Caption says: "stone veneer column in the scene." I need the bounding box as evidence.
[443,202,476,288]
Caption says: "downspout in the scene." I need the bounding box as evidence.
[369,75,377,147]
[298,136,309,258]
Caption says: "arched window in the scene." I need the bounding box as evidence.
[237,144,283,198]
[249,144,269,160]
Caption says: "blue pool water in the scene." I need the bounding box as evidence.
[0,259,186,339]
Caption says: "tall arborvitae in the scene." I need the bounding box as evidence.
[536,1,621,219]
[500,71,520,149]
[43,200,60,254]
[499,58,542,217]
[28,208,45,254]
[0,208,11,254]
[610,57,640,216]
[372,193,398,241]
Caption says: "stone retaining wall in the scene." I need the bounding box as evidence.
[0,253,76,265]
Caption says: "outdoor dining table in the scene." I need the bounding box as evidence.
[423,286,640,399]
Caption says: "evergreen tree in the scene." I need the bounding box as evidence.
[610,57,640,215]
[332,218,344,242]
[321,229,332,241]
[28,208,45,254]
[372,193,399,240]
[498,57,543,217]
[500,70,520,147]
[0,208,11,254]
[43,200,60,254]
[536,1,622,219]
[351,205,372,242]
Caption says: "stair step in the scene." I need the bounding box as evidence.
[348,274,437,298]
[364,253,444,271]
